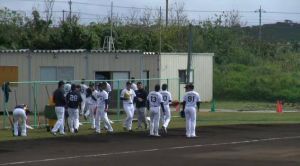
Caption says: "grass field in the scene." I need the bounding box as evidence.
[1,111,299,142]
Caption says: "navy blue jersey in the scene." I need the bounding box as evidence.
[53,88,66,107]
[66,91,82,109]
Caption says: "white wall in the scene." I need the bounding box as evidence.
[160,53,214,102]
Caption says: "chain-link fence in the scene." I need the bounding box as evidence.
[1,78,180,129]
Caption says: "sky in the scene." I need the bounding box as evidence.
[1,0,300,26]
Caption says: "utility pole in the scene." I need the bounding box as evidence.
[255,6,266,56]
[62,10,66,23]
[103,1,115,51]
[109,1,114,52]
[186,24,192,84]
[68,0,72,21]
[159,6,162,54]
[166,0,168,26]
[255,6,266,42]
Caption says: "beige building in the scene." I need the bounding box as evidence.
[0,50,213,112]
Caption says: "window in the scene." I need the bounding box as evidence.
[40,67,74,81]
[179,69,194,83]
[0,66,18,85]
[112,72,129,89]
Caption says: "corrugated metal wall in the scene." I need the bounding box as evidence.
[0,51,160,112]
[0,51,212,112]
[160,53,214,102]
[0,52,30,112]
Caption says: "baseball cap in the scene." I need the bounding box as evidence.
[184,83,194,89]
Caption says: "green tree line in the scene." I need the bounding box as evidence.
[0,8,300,102]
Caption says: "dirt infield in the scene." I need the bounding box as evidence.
[0,124,300,166]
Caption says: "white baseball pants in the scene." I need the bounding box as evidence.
[52,106,65,134]
[68,108,79,133]
[13,108,27,136]
[149,107,161,136]
[95,106,113,133]
[161,105,171,128]
[185,107,197,137]
[123,104,135,130]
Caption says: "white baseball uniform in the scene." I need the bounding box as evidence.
[12,107,27,136]
[105,82,112,94]
[95,90,113,133]
[147,91,163,136]
[160,90,172,128]
[85,89,98,129]
[120,88,136,130]
[131,83,138,91]
[64,83,71,97]
[183,91,201,137]
[80,83,88,115]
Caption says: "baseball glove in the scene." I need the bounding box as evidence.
[124,92,131,100]
[180,110,185,118]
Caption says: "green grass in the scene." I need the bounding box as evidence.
[1,111,299,142]
[200,100,300,111]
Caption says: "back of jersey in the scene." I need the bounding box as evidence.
[147,91,163,107]
[183,91,201,107]
[66,91,82,108]
[160,91,172,105]
[80,84,88,96]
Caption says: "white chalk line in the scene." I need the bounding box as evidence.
[1,135,300,166]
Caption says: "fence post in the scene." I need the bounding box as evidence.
[210,99,216,112]
[178,78,181,101]
[2,97,7,129]
[117,80,120,122]
[2,83,7,129]
[167,78,169,86]
[33,82,38,128]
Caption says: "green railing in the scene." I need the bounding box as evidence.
[1,78,180,129]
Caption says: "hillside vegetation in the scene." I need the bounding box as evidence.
[0,7,300,102]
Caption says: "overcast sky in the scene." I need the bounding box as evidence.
[1,0,300,26]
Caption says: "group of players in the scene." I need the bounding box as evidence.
[12,78,201,138]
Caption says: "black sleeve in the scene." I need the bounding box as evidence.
[182,101,186,111]
[133,96,138,103]
[78,93,83,103]
[66,93,70,103]
[92,95,97,101]
[143,91,148,100]
[161,102,165,112]
[197,101,200,110]
[146,100,150,110]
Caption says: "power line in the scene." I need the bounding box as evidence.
[3,0,300,15]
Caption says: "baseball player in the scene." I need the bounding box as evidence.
[12,104,30,136]
[120,81,136,131]
[66,84,82,133]
[64,81,72,97]
[182,83,201,138]
[105,81,112,93]
[80,79,88,115]
[51,81,66,135]
[147,84,165,136]
[102,81,114,131]
[84,82,98,129]
[131,77,138,91]
[135,81,148,130]
[94,82,113,133]
[160,84,172,134]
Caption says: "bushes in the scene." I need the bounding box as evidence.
[214,62,300,102]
